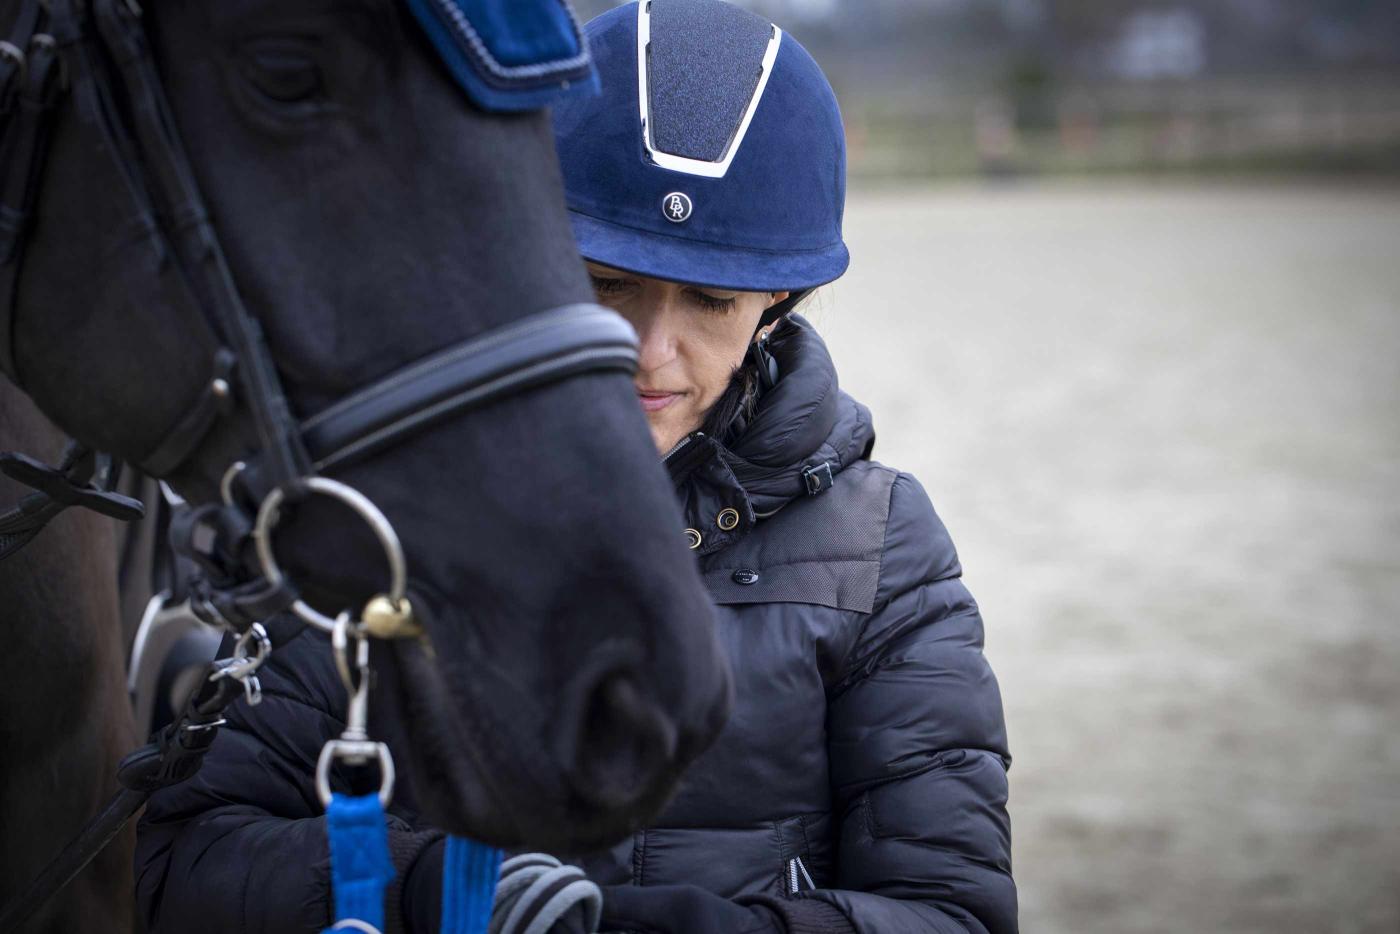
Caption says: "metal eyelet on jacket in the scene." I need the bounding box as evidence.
[716,507,740,531]
[684,528,702,550]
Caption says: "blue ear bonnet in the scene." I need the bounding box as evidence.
[552,0,849,293]
[404,0,599,112]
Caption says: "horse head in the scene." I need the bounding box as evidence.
[2,0,730,851]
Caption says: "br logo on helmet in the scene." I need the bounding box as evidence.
[662,192,693,223]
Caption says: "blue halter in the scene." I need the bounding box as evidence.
[323,792,503,934]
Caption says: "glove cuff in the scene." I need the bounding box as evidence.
[743,895,857,934]
[396,832,447,934]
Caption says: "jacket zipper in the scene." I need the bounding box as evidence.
[661,431,697,463]
[786,856,815,894]
[663,431,711,487]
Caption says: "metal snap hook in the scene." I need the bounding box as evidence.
[219,460,246,507]
[207,622,273,706]
[234,621,272,668]
[317,615,395,808]
[330,612,368,696]
[315,738,395,809]
[253,477,406,634]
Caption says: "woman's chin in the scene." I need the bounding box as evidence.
[649,420,693,455]
[649,424,676,455]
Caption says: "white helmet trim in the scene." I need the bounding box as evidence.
[635,0,783,180]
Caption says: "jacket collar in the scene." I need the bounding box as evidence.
[665,315,875,557]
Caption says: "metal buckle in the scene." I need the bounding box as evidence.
[252,476,407,634]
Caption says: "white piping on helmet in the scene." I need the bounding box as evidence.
[635,0,783,180]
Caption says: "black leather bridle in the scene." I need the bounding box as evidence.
[0,0,636,926]
[0,0,637,595]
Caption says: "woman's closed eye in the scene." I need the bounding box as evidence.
[590,275,632,297]
[688,289,737,314]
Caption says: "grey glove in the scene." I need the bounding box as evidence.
[489,853,602,934]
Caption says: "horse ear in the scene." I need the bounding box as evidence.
[403,0,599,112]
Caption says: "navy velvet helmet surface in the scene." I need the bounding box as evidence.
[552,0,849,293]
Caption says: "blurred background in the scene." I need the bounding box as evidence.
[581,0,1400,178]
[577,1,1400,931]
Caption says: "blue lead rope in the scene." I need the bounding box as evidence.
[441,836,505,933]
[323,792,503,934]
[324,793,396,933]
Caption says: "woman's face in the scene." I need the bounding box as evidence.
[587,262,789,454]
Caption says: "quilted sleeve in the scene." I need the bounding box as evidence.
[807,472,1017,934]
[133,629,441,934]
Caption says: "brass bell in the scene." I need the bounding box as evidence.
[361,594,423,639]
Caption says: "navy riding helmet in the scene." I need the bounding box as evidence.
[552,0,849,298]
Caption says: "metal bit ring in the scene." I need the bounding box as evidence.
[253,477,406,633]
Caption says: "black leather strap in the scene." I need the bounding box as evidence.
[89,0,310,489]
[0,1,42,113]
[0,445,145,561]
[302,303,638,472]
[138,348,237,477]
[0,0,61,381]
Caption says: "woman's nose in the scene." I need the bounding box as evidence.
[633,310,679,373]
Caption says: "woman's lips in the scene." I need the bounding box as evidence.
[637,390,681,413]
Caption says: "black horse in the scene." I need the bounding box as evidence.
[1,0,730,928]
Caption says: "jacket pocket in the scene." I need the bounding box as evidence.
[704,560,881,613]
[774,813,833,897]
[785,855,817,896]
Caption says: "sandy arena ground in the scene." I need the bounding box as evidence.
[815,182,1400,933]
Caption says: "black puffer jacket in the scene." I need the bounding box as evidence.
[135,316,1016,934]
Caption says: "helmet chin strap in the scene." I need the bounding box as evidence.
[748,288,809,392]
[759,288,809,330]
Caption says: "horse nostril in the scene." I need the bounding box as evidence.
[566,672,679,811]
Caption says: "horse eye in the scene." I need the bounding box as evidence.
[239,40,325,104]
